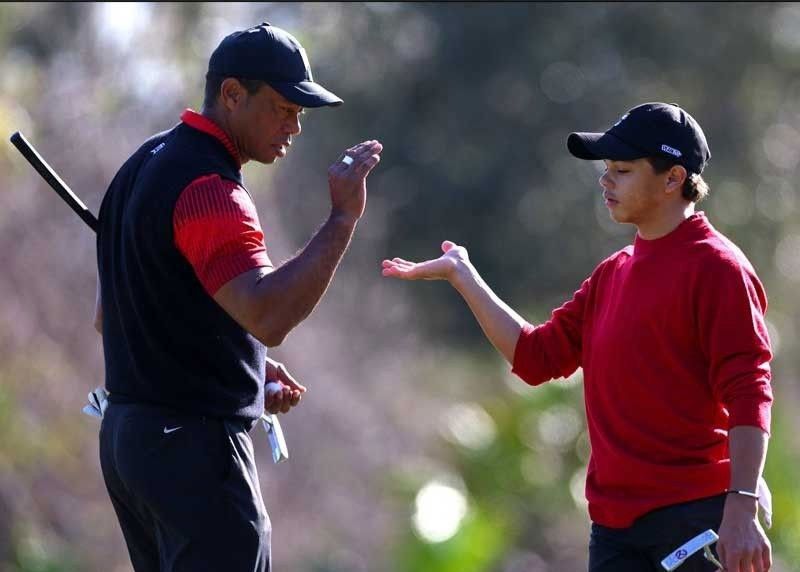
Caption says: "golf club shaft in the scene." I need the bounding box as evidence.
[10,131,98,233]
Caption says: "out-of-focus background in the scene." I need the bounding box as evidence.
[0,2,798,571]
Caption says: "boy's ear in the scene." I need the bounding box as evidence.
[665,164,688,194]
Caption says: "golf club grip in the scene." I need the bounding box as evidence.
[10,131,98,233]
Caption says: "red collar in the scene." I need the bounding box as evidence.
[180,109,241,167]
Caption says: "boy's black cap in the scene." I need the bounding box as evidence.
[208,22,342,108]
[567,102,710,174]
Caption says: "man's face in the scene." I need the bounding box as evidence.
[228,82,304,164]
[598,158,670,226]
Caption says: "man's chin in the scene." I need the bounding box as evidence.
[256,147,287,165]
[254,155,278,165]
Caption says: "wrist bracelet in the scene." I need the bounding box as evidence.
[727,489,759,499]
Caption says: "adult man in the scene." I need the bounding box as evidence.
[382,103,772,571]
[95,22,382,571]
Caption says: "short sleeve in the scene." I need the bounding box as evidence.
[174,174,273,295]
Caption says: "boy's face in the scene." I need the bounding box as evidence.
[598,158,674,226]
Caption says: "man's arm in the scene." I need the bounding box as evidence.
[382,240,525,363]
[216,212,359,346]
[214,140,382,347]
[717,426,772,572]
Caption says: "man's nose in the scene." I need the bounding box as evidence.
[286,116,301,136]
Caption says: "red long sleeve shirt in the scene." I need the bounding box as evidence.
[512,212,773,528]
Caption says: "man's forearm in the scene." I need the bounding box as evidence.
[450,262,526,363]
[254,212,357,341]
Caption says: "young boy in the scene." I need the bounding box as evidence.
[382,102,772,572]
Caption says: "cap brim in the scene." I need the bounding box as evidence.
[567,132,645,161]
[269,80,343,108]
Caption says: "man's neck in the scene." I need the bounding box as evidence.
[636,202,696,240]
[201,106,249,164]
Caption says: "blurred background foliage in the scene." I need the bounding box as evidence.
[0,2,798,571]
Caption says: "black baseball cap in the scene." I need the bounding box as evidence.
[567,102,710,174]
[208,22,343,108]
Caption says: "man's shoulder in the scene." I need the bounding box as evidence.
[134,125,181,158]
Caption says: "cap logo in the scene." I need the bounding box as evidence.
[661,144,682,158]
[613,113,629,127]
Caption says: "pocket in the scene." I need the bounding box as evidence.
[116,415,231,500]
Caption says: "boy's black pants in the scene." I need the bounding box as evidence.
[589,494,725,571]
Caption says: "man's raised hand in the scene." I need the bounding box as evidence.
[328,140,383,222]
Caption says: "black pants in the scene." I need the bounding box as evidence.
[589,494,725,572]
[99,402,270,572]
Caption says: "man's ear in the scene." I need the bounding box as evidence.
[665,164,688,195]
[219,78,245,111]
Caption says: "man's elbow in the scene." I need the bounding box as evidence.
[259,323,290,347]
[253,314,293,347]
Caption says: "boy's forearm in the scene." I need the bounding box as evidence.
[728,425,768,493]
[450,262,525,363]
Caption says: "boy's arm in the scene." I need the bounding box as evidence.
[382,240,524,363]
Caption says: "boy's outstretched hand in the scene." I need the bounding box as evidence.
[381,241,469,282]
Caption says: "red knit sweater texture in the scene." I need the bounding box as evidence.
[512,212,773,528]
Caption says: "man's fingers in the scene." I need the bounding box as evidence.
[277,364,306,392]
[265,398,281,414]
[345,139,378,155]
[352,154,381,177]
[339,140,382,167]
[350,140,383,159]
[349,141,383,169]
[279,390,292,413]
[330,141,382,178]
